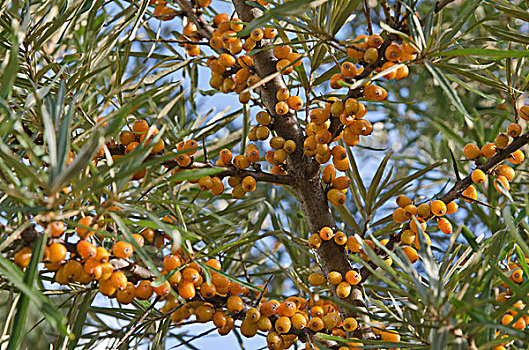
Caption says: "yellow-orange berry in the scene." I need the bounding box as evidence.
[431,200,447,216]
[437,217,452,234]
[471,169,486,184]
[463,143,481,159]
[345,270,362,285]
[113,241,134,259]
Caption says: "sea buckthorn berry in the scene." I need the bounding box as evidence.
[133,119,149,134]
[287,96,303,110]
[363,84,388,101]
[322,312,340,329]
[497,165,515,181]
[308,272,325,286]
[345,270,362,285]
[471,169,486,184]
[250,28,264,41]
[322,164,336,184]
[414,232,431,250]
[367,34,383,48]
[327,271,342,285]
[431,200,447,216]
[501,313,513,326]
[507,123,522,138]
[233,155,251,169]
[363,47,378,64]
[175,154,192,167]
[511,268,523,283]
[417,203,430,218]
[48,221,65,237]
[396,65,410,79]
[256,111,271,126]
[341,62,357,77]
[211,177,224,196]
[113,241,134,259]
[343,317,358,332]
[347,236,361,253]
[336,281,351,298]
[212,310,227,328]
[403,246,419,263]
[309,317,324,332]
[446,201,458,215]
[117,282,135,304]
[385,43,402,61]
[14,247,32,268]
[270,136,286,150]
[510,149,525,164]
[77,240,96,259]
[462,185,477,202]
[520,105,529,120]
[263,27,277,39]
[164,254,181,271]
[333,158,350,171]
[438,217,452,234]
[246,307,261,322]
[344,98,359,116]
[135,280,153,300]
[283,140,296,154]
[275,101,289,115]
[273,45,291,59]
[111,271,128,290]
[410,218,427,233]
[196,304,215,323]
[481,143,496,158]
[392,208,408,223]
[182,267,201,284]
[242,176,257,192]
[330,100,344,117]
[404,204,418,218]
[276,59,293,75]
[227,295,243,312]
[401,229,415,245]
[494,175,510,193]
[276,88,290,101]
[396,195,412,208]
[308,233,322,249]
[334,231,347,246]
[260,300,280,317]
[330,74,346,89]
[77,216,95,239]
[198,176,213,191]
[381,329,400,342]
[495,133,509,149]
[463,143,481,159]
[132,234,144,247]
[327,189,346,206]
[278,301,297,317]
[175,281,194,299]
[292,313,307,329]
[319,227,334,241]
[48,243,67,262]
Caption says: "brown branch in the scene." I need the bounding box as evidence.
[363,0,373,36]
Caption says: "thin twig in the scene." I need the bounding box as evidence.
[363,0,373,36]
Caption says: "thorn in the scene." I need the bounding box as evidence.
[449,147,461,182]
[459,194,496,209]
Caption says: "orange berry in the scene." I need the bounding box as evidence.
[463,143,481,159]
[227,295,243,312]
[481,143,496,158]
[14,247,32,268]
[510,150,525,164]
[494,134,509,149]
[519,105,529,120]
[77,216,95,239]
[471,169,486,184]
[345,270,362,285]
[177,281,195,299]
[431,200,447,216]
[48,243,67,263]
[403,246,419,263]
[111,271,128,290]
[77,240,96,259]
[438,217,452,234]
[497,165,515,181]
[319,227,334,241]
[48,221,65,237]
[494,175,510,193]
[133,120,149,134]
[113,241,134,259]
[446,201,458,215]
[462,185,477,202]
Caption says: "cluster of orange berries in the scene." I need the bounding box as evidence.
[307,227,363,297]
[464,107,526,196]
[392,195,458,263]
[99,119,166,180]
[493,255,529,349]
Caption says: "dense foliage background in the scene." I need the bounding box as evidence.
[1,0,529,348]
